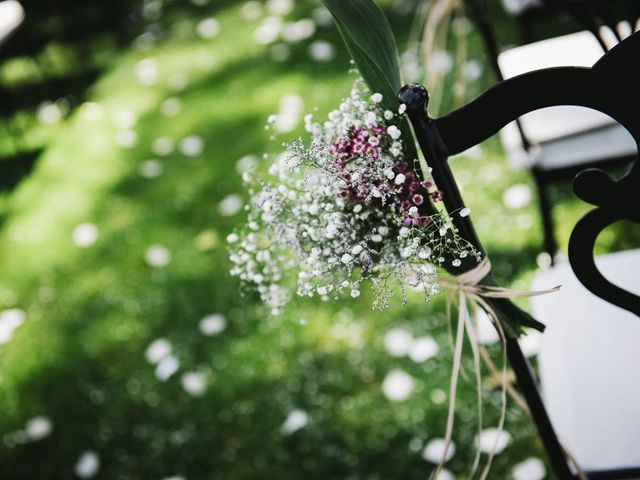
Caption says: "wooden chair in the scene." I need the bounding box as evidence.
[467,0,640,260]
[398,30,640,480]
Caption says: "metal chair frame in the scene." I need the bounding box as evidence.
[399,30,640,480]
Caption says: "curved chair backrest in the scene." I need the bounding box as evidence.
[399,30,639,480]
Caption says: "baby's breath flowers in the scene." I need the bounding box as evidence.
[229,79,480,314]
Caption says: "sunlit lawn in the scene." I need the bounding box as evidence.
[0,1,614,478]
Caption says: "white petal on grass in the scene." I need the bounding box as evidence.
[37,102,62,124]
[274,93,303,133]
[462,59,484,82]
[25,416,52,441]
[254,16,283,45]
[408,336,439,363]
[167,73,189,92]
[503,183,532,210]
[218,194,243,217]
[152,136,175,156]
[281,409,308,434]
[519,329,542,357]
[312,7,333,27]
[475,428,511,454]
[381,369,414,402]
[114,109,136,129]
[138,159,163,178]
[72,223,99,248]
[199,314,227,336]
[135,57,159,86]
[383,328,413,357]
[475,308,500,345]
[181,372,207,396]
[145,338,172,364]
[74,451,100,478]
[267,0,293,15]
[436,468,455,480]
[0,308,25,345]
[179,135,204,157]
[160,98,183,117]
[78,102,103,121]
[308,40,335,62]
[196,17,220,39]
[155,354,180,381]
[422,438,456,463]
[235,154,258,174]
[241,1,262,21]
[428,50,454,74]
[282,19,316,43]
[512,457,546,480]
[115,130,138,148]
[145,244,172,267]
[502,0,537,15]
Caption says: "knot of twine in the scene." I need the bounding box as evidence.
[431,257,568,480]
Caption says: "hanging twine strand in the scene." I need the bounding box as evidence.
[432,257,581,480]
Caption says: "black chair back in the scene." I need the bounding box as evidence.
[399,30,640,480]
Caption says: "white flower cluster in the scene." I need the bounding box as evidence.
[229,80,479,313]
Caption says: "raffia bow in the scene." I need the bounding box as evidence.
[432,257,562,480]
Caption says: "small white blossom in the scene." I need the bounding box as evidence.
[398,104,407,114]
[387,125,401,140]
[341,253,353,264]
[394,173,406,185]
[371,93,383,103]
[281,409,309,435]
[460,207,471,217]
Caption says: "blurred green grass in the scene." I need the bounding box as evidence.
[0,1,633,478]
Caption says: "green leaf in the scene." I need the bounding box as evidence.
[321,0,401,112]
[322,0,418,163]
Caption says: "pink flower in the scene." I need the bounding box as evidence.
[431,190,445,202]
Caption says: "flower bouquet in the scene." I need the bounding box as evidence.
[229,78,480,314]
[228,0,553,477]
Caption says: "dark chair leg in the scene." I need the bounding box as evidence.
[532,168,558,262]
[506,339,575,479]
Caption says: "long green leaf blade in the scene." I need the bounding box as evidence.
[322,0,401,111]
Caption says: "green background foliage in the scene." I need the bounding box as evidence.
[0,0,636,478]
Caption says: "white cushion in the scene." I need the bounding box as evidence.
[530,249,640,471]
[497,29,638,170]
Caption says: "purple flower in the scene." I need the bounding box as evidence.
[431,190,445,202]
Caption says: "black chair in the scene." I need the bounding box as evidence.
[398,30,640,479]
[466,0,640,260]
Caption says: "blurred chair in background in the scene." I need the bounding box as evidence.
[400,26,640,478]
[468,0,640,261]
[531,250,640,474]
